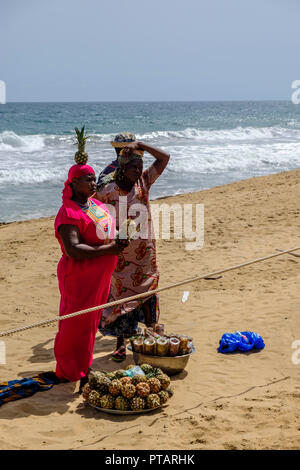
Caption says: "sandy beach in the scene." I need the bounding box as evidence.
[1,169,300,450]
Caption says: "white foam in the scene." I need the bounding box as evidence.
[0,131,46,152]
[136,126,300,143]
[1,127,300,187]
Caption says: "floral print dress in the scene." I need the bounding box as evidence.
[97,164,160,337]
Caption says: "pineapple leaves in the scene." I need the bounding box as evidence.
[74,126,90,145]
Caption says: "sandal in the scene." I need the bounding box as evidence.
[111,346,126,362]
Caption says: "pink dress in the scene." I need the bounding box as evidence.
[54,198,117,382]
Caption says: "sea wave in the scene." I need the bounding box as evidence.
[1,126,300,185]
[1,126,300,154]
[0,131,46,152]
[137,126,300,142]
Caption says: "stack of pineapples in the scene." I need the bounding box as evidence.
[83,364,174,412]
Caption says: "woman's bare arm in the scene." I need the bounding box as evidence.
[58,224,126,260]
[123,141,170,175]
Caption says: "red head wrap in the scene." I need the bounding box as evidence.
[62,164,95,204]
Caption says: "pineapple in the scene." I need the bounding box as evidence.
[74,126,90,165]
[132,374,146,386]
[130,397,146,411]
[157,374,171,390]
[121,383,136,399]
[115,396,130,411]
[125,364,136,370]
[120,376,132,385]
[106,372,117,381]
[94,376,111,394]
[158,390,169,404]
[109,379,122,397]
[146,367,164,379]
[147,377,161,393]
[100,394,115,409]
[146,393,161,409]
[140,364,153,375]
[88,390,102,407]
[115,369,127,379]
[166,386,174,398]
[136,382,151,398]
[88,371,106,389]
[81,383,92,401]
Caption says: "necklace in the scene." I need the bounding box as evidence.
[74,200,90,210]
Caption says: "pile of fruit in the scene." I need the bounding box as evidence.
[83,364,174,412]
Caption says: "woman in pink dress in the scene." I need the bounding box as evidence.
[54,163,127,388]
[96,141,170,361]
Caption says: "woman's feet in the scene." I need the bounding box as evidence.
[78,368,92,394]
[112,335,126,362]
[79,375,89,394]
[111,345,126,362]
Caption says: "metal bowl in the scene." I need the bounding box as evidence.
[127,345,195,376]
[88,402,167,415]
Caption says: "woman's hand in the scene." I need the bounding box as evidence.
[123,141,170,175]
[122,141,142,155]
[102,240,129,255]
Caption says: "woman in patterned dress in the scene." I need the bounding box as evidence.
[54,163,127,387]
[95,141,170,361]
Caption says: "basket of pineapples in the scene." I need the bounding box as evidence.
[83,365,174,415]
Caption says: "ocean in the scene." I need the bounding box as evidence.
[1,101,300,223]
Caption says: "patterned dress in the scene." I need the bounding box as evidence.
[97,164,160,337]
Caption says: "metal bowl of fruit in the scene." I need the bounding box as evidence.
[88,403,167,415]
[127,345,195,376]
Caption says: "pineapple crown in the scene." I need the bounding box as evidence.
[75,126,90,146]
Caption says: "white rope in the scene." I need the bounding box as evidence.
[1,245,300,338]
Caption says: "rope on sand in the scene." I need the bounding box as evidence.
[1,245,300,338]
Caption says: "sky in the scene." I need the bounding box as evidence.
[0,0,299,101]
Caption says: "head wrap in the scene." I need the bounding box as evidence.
[118,148,143,169]
[111,132,141,157]
[62,164,95,215]
[111,132,136,146]
[99,136,144,187]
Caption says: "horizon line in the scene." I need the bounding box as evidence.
[3,99,293,104]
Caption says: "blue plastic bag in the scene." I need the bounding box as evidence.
[218,331,265,354]
[125,366,145,377]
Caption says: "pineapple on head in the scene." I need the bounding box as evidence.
[74,126,90,165]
